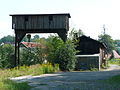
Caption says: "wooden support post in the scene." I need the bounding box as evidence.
[18,42,20,66]
[14,33,17,67]
[14,32,26,67]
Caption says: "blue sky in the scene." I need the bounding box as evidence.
[0,0,119,39]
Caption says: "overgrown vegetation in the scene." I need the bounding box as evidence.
[98,34,115,53]
[0,63,59,90]
[46,36,77,71]
[0,44,15,68]
[0,79,30,90]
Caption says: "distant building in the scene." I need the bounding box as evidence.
[112,50,120,59]
[75,35,108,70]
[20,42,42,48]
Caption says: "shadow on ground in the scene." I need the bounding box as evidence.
[11,69,120,90]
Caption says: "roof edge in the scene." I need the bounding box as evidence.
[10,13,71,18]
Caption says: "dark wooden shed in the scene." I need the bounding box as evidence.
[10,13,71,66]
[76,35,106,55]
[75,35,107,70]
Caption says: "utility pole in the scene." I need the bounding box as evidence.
[103,24,106,35]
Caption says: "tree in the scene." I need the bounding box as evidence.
[34,38,48,64]
[33,35,39,40]
[20,38,48,66]
[32,35,40,41]
[0,44,14,68]
[20,48,37,66]
[69,28,84,40]
[0,35,14,44]
[98,34,115,53]
[46,35,77,71]
[54,40,77,71]
[46,35,64,63]
[114,40,120,47]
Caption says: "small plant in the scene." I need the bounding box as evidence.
[89,64,99,71]
[90,68,98,71]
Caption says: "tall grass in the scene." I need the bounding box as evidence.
[0,63,59,90]
[108,59,120,65]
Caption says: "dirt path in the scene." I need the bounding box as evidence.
[11,64,120,90]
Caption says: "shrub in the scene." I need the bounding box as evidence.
[0,44,14,68]
[46,36,77,71]
[54,40,77,71]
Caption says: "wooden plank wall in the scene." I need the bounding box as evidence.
[12,15,69,31]
[76,56,100,70]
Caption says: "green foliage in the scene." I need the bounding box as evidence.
[0,35,14,44]
[104,75,120,84]
[20,38,48,66]
[114,40,120,47]
[0,44,14,68]
[0,63,59,78]
[31,35,40,41]
[0,79,30,90]
[98,34,115,53]
[0,34,77,72]
[54,39,77,71]
[20,49,34,66]
[69,28,84,41]
[34,38,48,64]
[46,36,77,71]
[46,36,64,63]
[108,59,120,65]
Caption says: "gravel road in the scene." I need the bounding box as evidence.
[11,64,120,90]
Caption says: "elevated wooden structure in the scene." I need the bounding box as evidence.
[10,13,71,66]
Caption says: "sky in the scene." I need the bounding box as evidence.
[0,0,120,40]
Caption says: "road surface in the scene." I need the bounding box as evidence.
[11,64,120,90]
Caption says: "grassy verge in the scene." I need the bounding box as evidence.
[0,79,30,90]
[104,75,120,84]
[0,63,59,90]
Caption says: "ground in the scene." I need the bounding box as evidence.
[11,64,120,90]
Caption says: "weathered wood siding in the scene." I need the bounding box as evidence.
[12,15,69,31]
[75,55,100,70]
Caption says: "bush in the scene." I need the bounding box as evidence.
[46,36,77,71]
[20,38,48,66]
[0,44,14,68]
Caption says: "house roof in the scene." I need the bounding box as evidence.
[21,42,42,48]
[78,35,106,49]
[113,50,120,59]
[76,35,107,55]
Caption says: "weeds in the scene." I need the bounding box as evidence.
[0,63,59,90]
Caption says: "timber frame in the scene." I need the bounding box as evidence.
[10,13,71,67]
